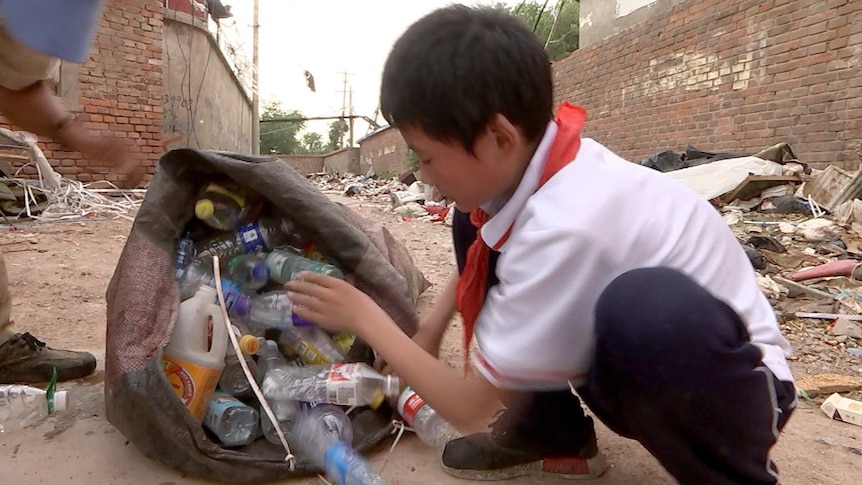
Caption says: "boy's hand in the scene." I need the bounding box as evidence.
[287,271,388,335]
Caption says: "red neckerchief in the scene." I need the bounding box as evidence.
[456,102,587,369]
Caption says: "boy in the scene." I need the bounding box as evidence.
[286,5,796,484]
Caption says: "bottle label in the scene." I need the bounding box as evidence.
[237,222,266,253]
[175,236,195,276]
[332,333,356,355]
[324,442,359,485]
[397,389,425,427]
[196,237,236,259]
[303,242,327,262]
[292,338,332,366]
[162,355,221,422]
[325,363,361,405]
[220,279,245,312]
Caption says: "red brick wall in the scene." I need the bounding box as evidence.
[2,0,163,185]
[554,0,862,169]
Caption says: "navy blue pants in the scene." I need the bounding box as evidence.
[453,210,796,484]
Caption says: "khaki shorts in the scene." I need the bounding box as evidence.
[0,22,59,91]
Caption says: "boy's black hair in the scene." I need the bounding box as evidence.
[380,5,553,152]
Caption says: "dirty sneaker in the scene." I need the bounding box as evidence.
[441,391,608,480]
[0,332,96,383]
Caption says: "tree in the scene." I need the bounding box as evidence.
[501,0,579,61]
[298,132,325,154]
[326,119,349,152]
[259,101,306,154]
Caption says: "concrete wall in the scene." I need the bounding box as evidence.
[323,147,360,175]
[556,0,862,169]
[277,155,324,175]
[0,0,164,185]
[358,127,410,175]
[163,9,253,153]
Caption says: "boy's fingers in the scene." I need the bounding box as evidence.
[287,291,321,310]
[286,279,327,298]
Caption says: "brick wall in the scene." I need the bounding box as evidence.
[276,155,324,175]
[323,147,360,175]
[554,0,862,169]
[358,127,410,175]
[1,0,163,185]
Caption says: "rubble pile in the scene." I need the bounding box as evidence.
[309,172,454,225]
[646,143,862,393]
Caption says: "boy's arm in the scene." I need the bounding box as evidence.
[288,273,507,431]
[413,273,459,355]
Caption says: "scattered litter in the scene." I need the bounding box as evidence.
[796,219,844,242]
[820,393,862,427]
[828,319,862,339]
[796,373,862,396]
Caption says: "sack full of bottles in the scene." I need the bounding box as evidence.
[105,150,429,482]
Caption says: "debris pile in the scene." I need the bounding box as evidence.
[309,171,454,225]
[641,143,862,401]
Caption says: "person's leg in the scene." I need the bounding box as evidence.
[579,267,796,485]
[0,250,97,383]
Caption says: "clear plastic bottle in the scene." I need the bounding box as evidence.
[203,392,259,447]
[256,340,300,444]
[265,249,344,283]
[262,362,400,410]
[396,387,461,447]
[226,253,269,291]
[194,217,304,261]
[233,290,312,330]
[287,325,346,365]
[218,334,262,398]
[293,404,386,485]
[174,232,196,277]
[0,384,69,435]
[194,180,262,231]
[176,260,248,310]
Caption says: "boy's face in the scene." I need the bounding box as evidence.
[400,116,528,212]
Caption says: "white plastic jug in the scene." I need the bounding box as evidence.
[163,285,228,422]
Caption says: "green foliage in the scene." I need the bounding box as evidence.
[326,119,349,152]
[259,101,306,154]
[499,0,579,61]
[297,132,325,154]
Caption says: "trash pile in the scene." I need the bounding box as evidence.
[167,178,456,483]
[642,142,862,404]
[0,127,143,227]
[310,171,454,225]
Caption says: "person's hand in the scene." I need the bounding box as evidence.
[286,272,390,335]
[57,123,144,189]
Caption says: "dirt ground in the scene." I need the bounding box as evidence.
[0,196,860,484]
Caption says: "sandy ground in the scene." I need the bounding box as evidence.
[0,197,860,484]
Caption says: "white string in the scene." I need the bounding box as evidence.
[211,255,296,469]
[377,419,412,475]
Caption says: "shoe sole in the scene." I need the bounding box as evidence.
[441,452,609,481]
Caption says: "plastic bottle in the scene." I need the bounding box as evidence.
[233,290,314,330]
[218,334,262,398]
[176,260,248,310]
[174,232,196,277]
[194,180,262,231]
[162,285,229,422]
[0,384,69,435]
[203,392,259,447]
[262,362,400,410]
[265,249,344,283]
[396,387,461,447]
[194,217,305,261]
[256,340,300,444]
[226,253,269,291]
[293,404,386,485]
[287,325,346,365]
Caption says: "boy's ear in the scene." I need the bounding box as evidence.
[486,113,522,153]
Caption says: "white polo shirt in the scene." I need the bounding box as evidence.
[472,122,793,391]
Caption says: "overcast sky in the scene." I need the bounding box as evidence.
[227,0,518,138]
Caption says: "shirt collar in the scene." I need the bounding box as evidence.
[480,121,558,249]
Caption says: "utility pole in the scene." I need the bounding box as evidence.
[338,72,350,149]
[348,86,355,147]
[251,0,260,155]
